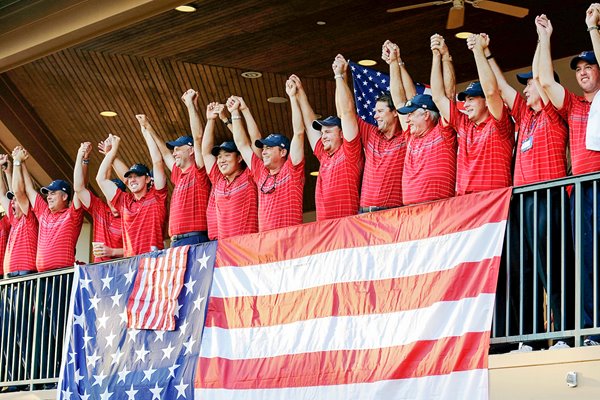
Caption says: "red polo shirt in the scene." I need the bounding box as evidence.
[557,88,600,175]
[84,192,123,263]
[251,154,304,232]
[512,94,568,186]
[169,164,210,236]
[111,187,168,257]
[402,123,457,205]
[357,117,406,208]
[4,204,38,274]
[314,136,363,220]
[0,216,10,274]
[33,194,84,272]
[207,188,218,240]
[209,164,258,239]
[449,101,514,195]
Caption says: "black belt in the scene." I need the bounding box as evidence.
[171,231,207,242]
[359,206,390,213]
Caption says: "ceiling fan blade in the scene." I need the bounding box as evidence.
[470,0,528,18]
[446,6,465,29]
[387,0,452,13]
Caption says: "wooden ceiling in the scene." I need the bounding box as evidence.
[0,0,595,213]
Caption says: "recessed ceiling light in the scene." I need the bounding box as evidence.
[175,5,196,12]
[241,71,263,79]
[267,97,288,104]
[316,21,326,25]
[455,32,472,39]
[310,171,319,177]
[358,59,377,66]
[100,111,117,117]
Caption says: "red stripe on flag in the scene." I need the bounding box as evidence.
[217,188,512,267]
[196,331,489,389]
[206,258,499,329]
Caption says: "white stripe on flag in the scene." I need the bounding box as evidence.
[211,222,506,298]
[195,368,488,400]
[200,293,495,360]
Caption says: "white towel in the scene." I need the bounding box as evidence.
[586,91,600,150]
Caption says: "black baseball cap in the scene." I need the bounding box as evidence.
[312,116,342,131]
[457,81,485,101]
[40,179,72,197]
[570,51,598,70]
[516,71,560,85]
[124,163,151,178]
[166,135,193,150]
[255,133,290,150]
[211,141,240,157]
[398,94,439,114]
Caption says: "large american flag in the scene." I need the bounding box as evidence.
[58,241,216,400]
[350,60,430,126]
[195,188,512,399]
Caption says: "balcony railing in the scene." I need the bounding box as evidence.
[1,173,599,390]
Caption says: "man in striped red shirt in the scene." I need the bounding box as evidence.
[12,147,84,272]
[97,117,168,257]
[537,9,600,344]
[430,33,514,196]
[334,54,405,212]
[288,74,362,221]
[486,32,572,334]
[384,40,456,205]
[202,102,258,239]
[73,142,124,263]
[142,89,211,246]
[227,89,305,232]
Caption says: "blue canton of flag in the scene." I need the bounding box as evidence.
[58,241,216,400]
[349,61,430,126]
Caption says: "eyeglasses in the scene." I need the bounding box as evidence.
[260,173,278,194]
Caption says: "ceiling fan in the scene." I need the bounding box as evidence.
[386,0,529,29]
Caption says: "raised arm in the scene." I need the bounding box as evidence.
[136,114,167,190]
[383,40,409,132]
[11,147,34,214]
[235,97,263,159]
[289,74,320,150]
[73,142,92,209]
[285,78,306,166]
[468,33,504,120]
[436,36,457,100]
[98,138,128,181]
[227,96,254,168]
[430,34,451,122]
[383,40,417,100]
[202,102,221,174]
[0,155,11,214]
[96,134,120,202]
[181,89,205,169]
[536,15,565,109]
[482,34,518,110]
[531,41,550,105]
[333,54,359,141]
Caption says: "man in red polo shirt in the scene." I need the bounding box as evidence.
[202,102,258,238]
[384,40,456,205]
[0,154,37,276]
[141,89,211,246]
[73,142,124,263]
[333,54,406,212]
[537,9,600,345]
[287,74,363,221]
[430,33,514,195]
[97,118,168,257]
[12,147,84,272]
[227,90,305,232]
[0,155,13,276]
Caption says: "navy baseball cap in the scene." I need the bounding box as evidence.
[398,94,439,114]
[166,135,193,150]
[312,116,342,131]
[40,179,72,196]
[255,133,290,150]
[111,178,127,192]
[124,163,150,178]
[516,71,560,85]
[211,141,239,156]
[457,81,485,101]
[570,51,597,70]
[6,191,14,200]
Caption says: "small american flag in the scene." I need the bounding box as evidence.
[127,245,190,331]
[350,61,430,126]
[58,241,215,400]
